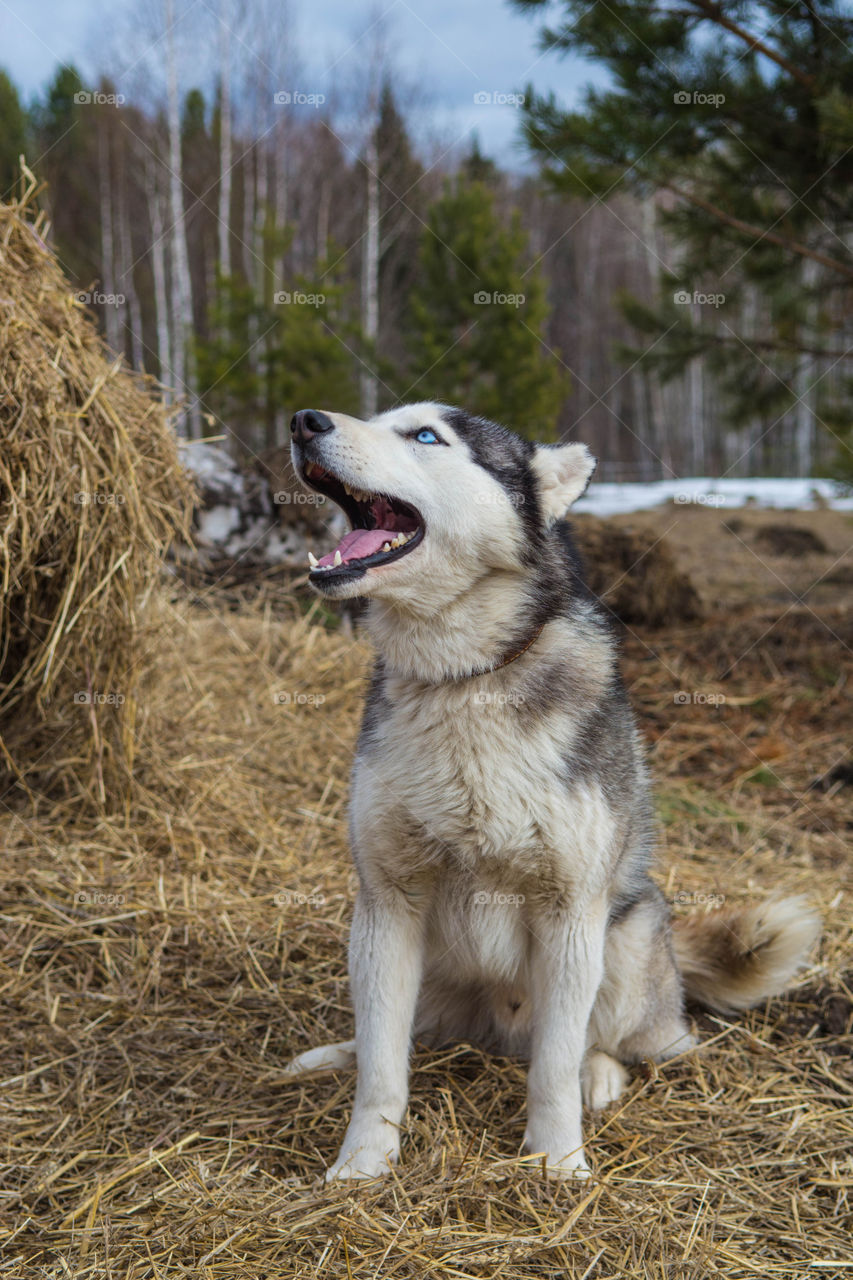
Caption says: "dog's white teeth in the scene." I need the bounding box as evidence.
[308,551,319,568]
[334,550,342,566]
[381,532,415,554]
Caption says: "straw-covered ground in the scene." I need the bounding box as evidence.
[1,503,851,1280]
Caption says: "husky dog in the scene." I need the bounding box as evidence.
[285,402,819,1182]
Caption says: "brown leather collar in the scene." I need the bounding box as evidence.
[451,621,546,683]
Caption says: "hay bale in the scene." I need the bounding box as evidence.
[0,170,194,805]
[572,515,703,627]
[754,524,828,557]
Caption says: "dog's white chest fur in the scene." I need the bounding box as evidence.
[352,674,609,882]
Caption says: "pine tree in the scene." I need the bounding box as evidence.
[195,267,359,455]
[0,70,27,200]
[513,0,853,476]
[374,83,426,399]
[406,176,567,439]
[30,66,100,285]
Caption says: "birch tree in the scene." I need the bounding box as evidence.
[144,145,172,390]
[97,104,121,353]
[164,0,200,436]
[217,0,232,278]
[361,116,380,418]
[116,138,145,371]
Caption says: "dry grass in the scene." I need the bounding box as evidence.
[0,171,194,807]
[2,160,850,1280]
[0,559,850,1277]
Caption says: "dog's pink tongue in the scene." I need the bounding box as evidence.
[317,528,395,567]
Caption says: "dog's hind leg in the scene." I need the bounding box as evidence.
[590,888,696,1069]
[284,1040,356,1077]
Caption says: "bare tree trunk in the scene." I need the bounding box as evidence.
[272,123,288,445]
[145,151,172,390]
[638,196,672,478]
[361,127,380,418]
[117,157,145,371]
[793,257,819,476]
[273,115,288,290]
[165,0,200,436]
[217,0,232,278]
[242,152,255,281]
[316,178,330,263]
[255,144,268,299]
[740,282,759,475]
[687,328,704,474]
[98,115,121,353]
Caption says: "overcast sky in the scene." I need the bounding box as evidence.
[0,0,607,163]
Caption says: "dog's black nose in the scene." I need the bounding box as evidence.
[290,409,335,443]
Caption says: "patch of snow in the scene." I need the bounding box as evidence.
[575,477,853,518]
[197,504,242,544]
[180,441,246,499]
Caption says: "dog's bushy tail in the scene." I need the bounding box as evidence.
[672,896,820,1014]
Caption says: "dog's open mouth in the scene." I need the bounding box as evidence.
[301,460,425,580]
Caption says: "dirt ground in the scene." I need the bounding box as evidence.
[0,503,850,1279]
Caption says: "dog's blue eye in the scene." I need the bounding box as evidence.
[416,429,439,444]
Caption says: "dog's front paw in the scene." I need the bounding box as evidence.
[325,1128,399,1183]
[523,1129,591,1180]
[542,1152,592,1181]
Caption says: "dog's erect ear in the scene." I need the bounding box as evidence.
[531,442,596,522]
